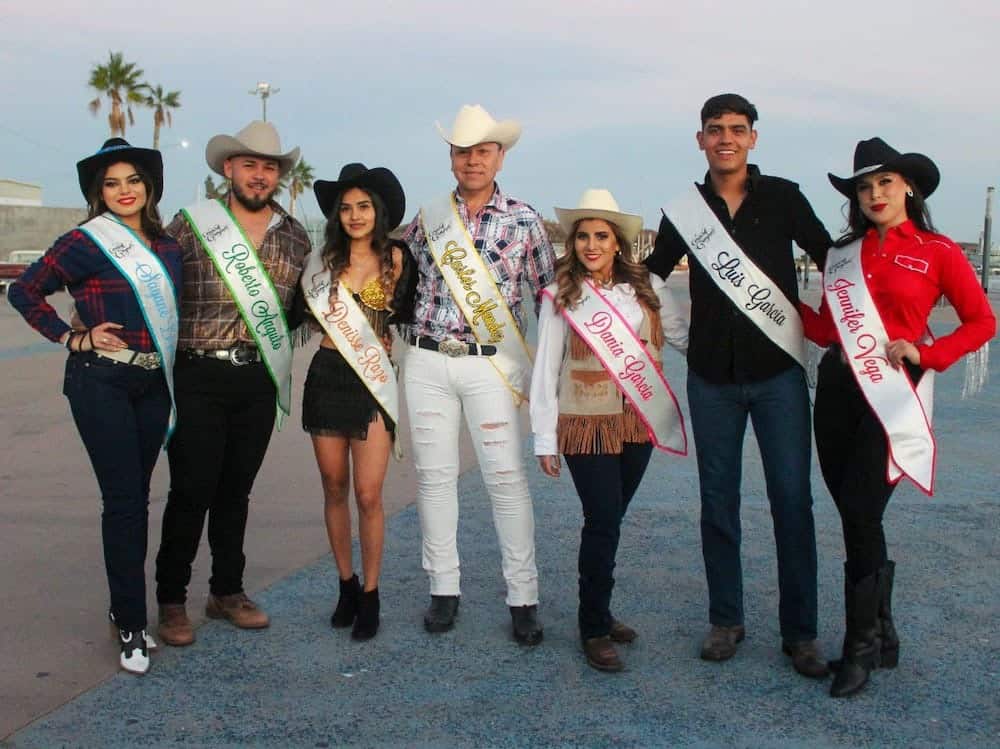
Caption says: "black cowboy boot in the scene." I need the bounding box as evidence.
[830,568,882,698]
[351,588,380,641]
[879,560,899,668]
[331,574,361,628]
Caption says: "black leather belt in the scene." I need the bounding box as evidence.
[186,345,261,366]
[406,334,496,357]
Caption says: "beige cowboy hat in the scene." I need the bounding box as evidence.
[435,104,522,150]
[555,189,644,246]
[205,120,300,177]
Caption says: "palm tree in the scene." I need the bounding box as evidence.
[286,159,315,217]
[141,84,181,149]
[87,52,145,137]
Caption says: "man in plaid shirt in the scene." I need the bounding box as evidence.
[402,105,555,645]
[153,121,309,648]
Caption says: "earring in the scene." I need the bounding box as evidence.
[906,189,914,197]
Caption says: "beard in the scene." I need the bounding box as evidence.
[231,181,277,212]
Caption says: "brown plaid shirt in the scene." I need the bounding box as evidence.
[168,197,311,349]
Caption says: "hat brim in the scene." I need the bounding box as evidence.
[313,167,406,231]
[205,134,300,178]
[435,120,522,151]
[76,146,164,203]
[554,207,643,247]
[829,152,940,199]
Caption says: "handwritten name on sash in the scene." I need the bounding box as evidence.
[825,275,886,384]
[135,262,173,323]
[250,299,284,351]
[707,249,789,326]
[439,240,506,343]
[222,244,264,297]
[582,303,653,401]
[322,300,389,384]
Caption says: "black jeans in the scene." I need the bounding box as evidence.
[64,352,170,631]
[564,443,653,640]
[814,349,922,582]
[155,353,276,604]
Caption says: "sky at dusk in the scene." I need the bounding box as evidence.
[2,0,997,244]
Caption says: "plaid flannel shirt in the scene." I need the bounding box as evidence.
[9,228,183,351]
[169,197,310,350]
[402,185,555,343]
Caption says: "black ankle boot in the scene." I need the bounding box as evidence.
[830,568,882,698]
[351,588,380,641]
[331,574,360,628]
[879,560,899,668]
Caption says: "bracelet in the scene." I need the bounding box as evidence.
[86,329,95,352]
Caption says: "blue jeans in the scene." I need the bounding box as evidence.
[687,367,817,642]
[64,352,170,631]
[564,443,654,639]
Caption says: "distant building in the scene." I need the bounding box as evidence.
[0,179,43,207]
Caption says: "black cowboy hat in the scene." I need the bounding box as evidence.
[828,137,939,199]
[76,138,164,202]
[313,163,406,230]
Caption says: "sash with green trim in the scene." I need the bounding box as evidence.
[181,200,292,416]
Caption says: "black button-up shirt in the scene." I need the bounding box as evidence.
[645,165,831,384]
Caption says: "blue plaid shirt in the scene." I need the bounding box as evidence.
[402,184,555,343]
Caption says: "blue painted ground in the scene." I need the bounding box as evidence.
[6,345,999,748]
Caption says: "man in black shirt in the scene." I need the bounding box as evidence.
[645,94,831,678]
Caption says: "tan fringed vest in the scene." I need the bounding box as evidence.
[557,308,663,455]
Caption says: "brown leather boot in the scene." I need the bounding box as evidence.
[609,618,637,644]
[157,604,195,647]
[583,636,624,672]
[205,593,270,629]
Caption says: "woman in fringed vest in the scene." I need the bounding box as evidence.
[9,139,182,675]
[299,164,416,640]
[801,138,995,697]
[530,190,688,671]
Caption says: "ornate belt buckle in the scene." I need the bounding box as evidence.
[438,338,468,358]
[229,346,251,366]
[134,351,161,370]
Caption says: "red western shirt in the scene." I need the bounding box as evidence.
[801,220,995,371]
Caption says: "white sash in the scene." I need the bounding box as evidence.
[420,193,534,403]
[663,185,806,367]
[182,200,293,417]
[544,281,687,455]
[79,213,179,443]
[823,241,936,494]
[301,251,399,426]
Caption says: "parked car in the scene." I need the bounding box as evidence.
[0,250,43,294]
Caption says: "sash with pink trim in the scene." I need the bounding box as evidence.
[823,241,936,494]
[543,281,687,455]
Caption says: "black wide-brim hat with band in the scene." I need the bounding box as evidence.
[76,138,164,202]
[313,163,406,230]
[828,137,940,199]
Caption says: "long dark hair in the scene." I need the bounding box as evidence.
[553,218,661,314]
[317,187,395,309]
[84,160,165,238]
[835,175,937,248]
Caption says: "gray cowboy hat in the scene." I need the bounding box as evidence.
[205,120,300,177]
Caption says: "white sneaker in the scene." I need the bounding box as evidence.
[109,610,158,651]
[118,629,150,675]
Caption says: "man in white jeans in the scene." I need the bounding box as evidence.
[401,104,556,645]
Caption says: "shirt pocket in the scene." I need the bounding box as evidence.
[483,235,524,288]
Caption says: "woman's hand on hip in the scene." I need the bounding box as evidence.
[90,322,127,352]
[886,339,920,369]
[538,455,561,478]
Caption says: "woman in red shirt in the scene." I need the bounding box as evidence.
[802,138,995,697]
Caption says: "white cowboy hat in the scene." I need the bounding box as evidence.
[435,104,522,151]
[205,120,300,177]
[555,189,644,246]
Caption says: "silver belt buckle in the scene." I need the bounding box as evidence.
[229,346,252,366]
[133,351,161,370]
[438,338,468,358]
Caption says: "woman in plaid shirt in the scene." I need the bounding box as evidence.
[9,138,182,676]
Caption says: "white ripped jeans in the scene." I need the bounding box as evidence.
[403,345,539,606]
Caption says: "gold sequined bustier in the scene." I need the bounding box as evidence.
[341,277,391,338]
[352,277,389,311]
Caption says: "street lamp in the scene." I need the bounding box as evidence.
[249,82,279,121]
